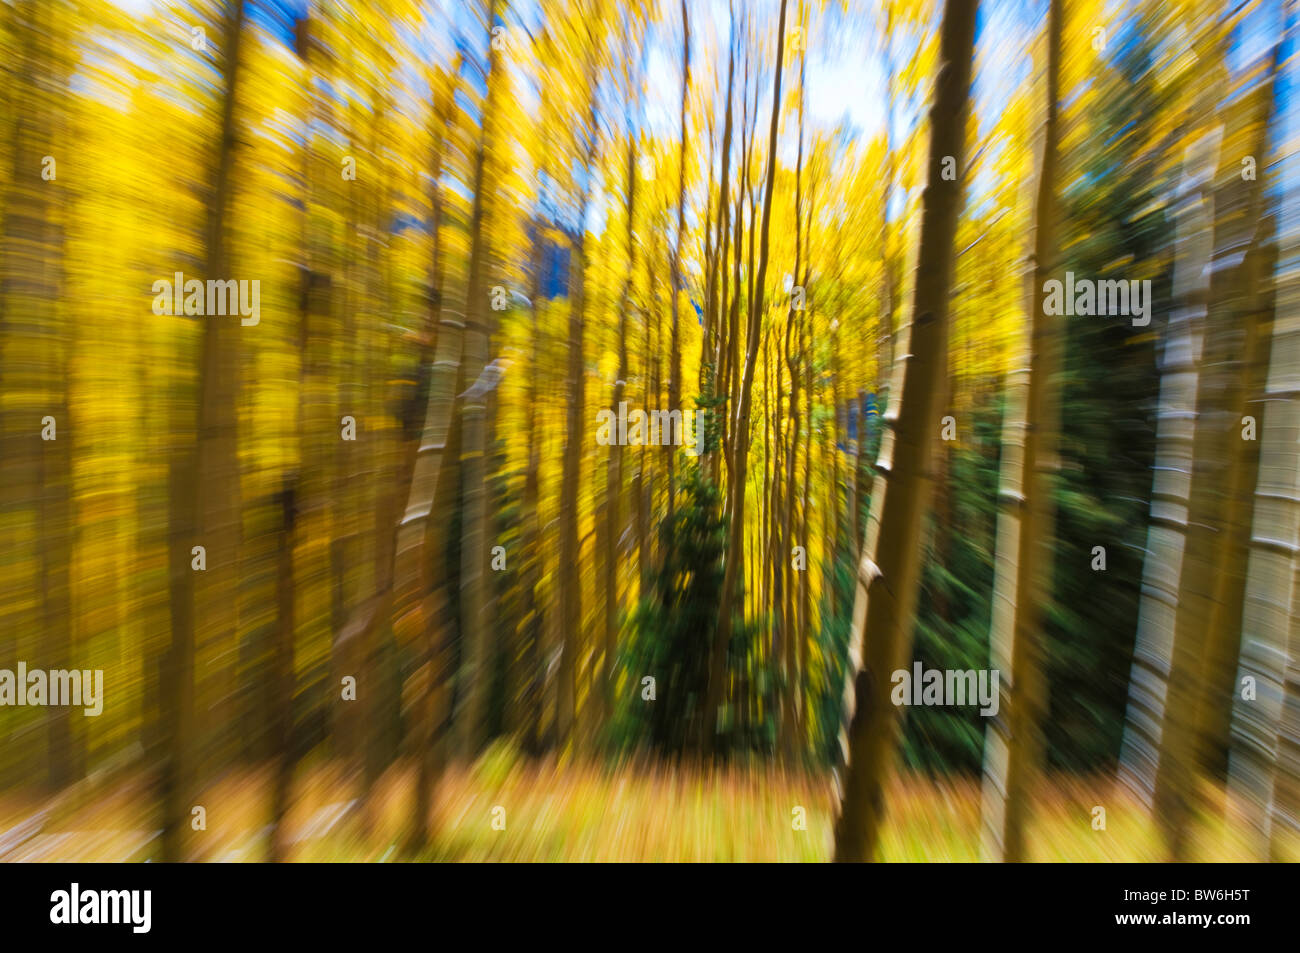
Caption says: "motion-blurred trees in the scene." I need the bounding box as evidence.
[2,0,1299,864]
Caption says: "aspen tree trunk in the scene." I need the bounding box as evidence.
[1195,224,1275,789]
[330,37,364,764]
[799,156,815,733]
[772,327,786,732]
[1118,69,1226,813]
[269,480,297,862]
[160,0,246,862]
[604,120,636,719]
[830,320,844,619]
[634,276,652,599]
[558,56,601,749]
[456,0,501,761]
[291,14,336,775]
[765,332,778,625]
[372,42,405,779]
[875,1,896,415]
[667,0,690,524]
[1229,244,1290,857]
[354,53,391,793]
[40,380,75,790]
[398,57,465,849]
[1231,5,1300,862]
[772,354,786,736]
[0,0,76,789]
[407,325,467,836]
[979,0,1061,863]
[780,282,799,734]
[845,392,863,547]
[706,14,737,486]
[634,180,655,600]
[516,222,547,752]
[642,232,661,592]
[269,8,326,860]
[780,30,809,759]
[1267,614,1300,859]
[41,78,77,789]
[355,36,401,828]
[1152,50,1279,860]
[332,37,374,768]
[832,0,977,862]
[603,30,644,714]
[799,310,813,749]
[735,63,760,620]
[849,6,895,549]
[762,333,773,616]
[701,115,716,385]
[722,61,751,495]
[704,0,789,755]
[1188,56,1279,787]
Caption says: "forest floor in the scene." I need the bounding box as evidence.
[0,746,1292,861]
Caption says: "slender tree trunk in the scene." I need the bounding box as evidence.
[268,479,298,861]
[160,0,246,862]
[667,0,690,525]
[830,320,844,620]
[723,141,747,493]
[330,37,364,766]
[1118,57,1227,816]
[515,222,547,752]
[979,0,1061,862]
[643,232,662,592]
[703,0,790,755]
[771,330,786,743]
[558,57,601,750]
[798,309,813,753]
[1230,6,1300,863]
[398,55,465,850]
[780,36,808,759]
[269,10,329,860]
[353,39,401,827]
[456,1,502,761]
[832,0,977,862]
[876,3,896,415]
[0,0,77,790]
[1151,50,1278,860]
[724,48,756,502]
[705,14,737,486]
[635,265,652,598]
[604,116,637,718]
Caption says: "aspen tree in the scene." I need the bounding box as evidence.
[833,0,977,862]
